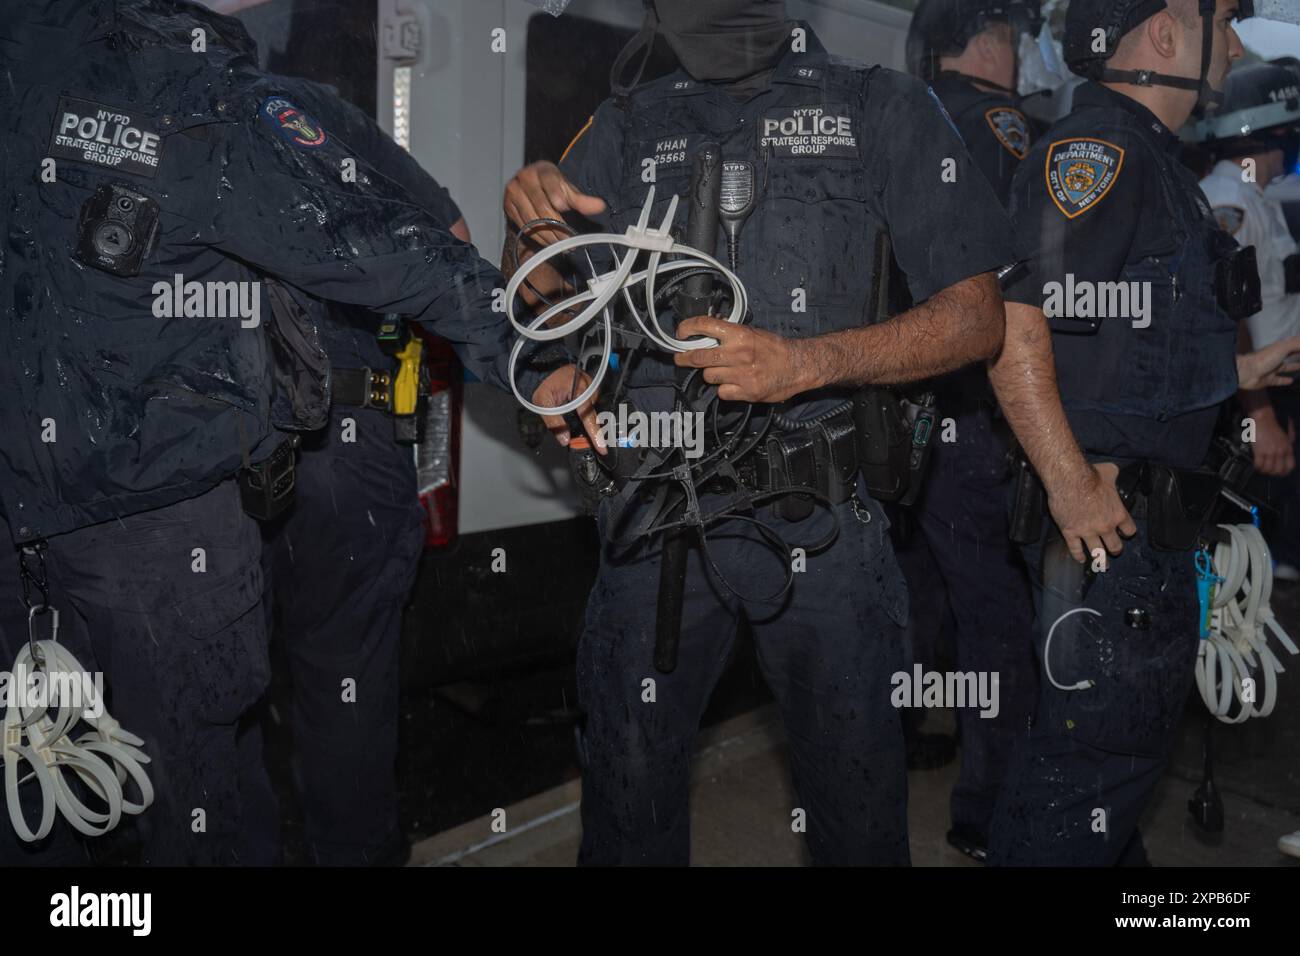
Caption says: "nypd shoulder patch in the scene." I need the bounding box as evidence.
[1213,204,1246,235]
[1045,137,1125,219]
[258,97,327,149]
[984,106,1029,160]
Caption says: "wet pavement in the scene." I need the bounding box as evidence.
[264,528,1300,866]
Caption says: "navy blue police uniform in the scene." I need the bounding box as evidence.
[986,80,1241,865]
[0,0,535,865]
[559,27,1018,865]
[258,76,466,866]
[897,72,1038,850]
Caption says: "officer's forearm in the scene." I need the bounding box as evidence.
[793,272,1003,389]
[988,302,1091,493]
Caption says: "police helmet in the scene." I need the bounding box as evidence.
[1065,0,1240,115]
[1194,61,1300,164]
[906,0,1044,80]
[1063,0,1167,80]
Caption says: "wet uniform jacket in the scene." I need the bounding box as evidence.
[0,0,526,544]
[268,76,466,380]
[1003,81,1240,470]
[559,28,1017,420]
[929,72,1031,205]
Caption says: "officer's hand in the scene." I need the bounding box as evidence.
[504,162,607,246]
[673,317,815,403]
[1046,462,1137,565]
[1251,409,1296,477]
[532,365,605,454]
[1237,335,1300,391]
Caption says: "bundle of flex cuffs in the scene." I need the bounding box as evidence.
[3,609,154,841]
[504,182,841,612]
[1196,524,1299,723]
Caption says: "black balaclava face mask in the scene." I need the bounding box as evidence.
[654,0,793,85]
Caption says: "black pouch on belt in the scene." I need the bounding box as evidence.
[766,430,818,521]
[239,436,300,522]
[1146,465,1222,551]
[818,415,860,506]
[853,388,910,502]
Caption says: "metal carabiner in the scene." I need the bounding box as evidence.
[26,604,59,672]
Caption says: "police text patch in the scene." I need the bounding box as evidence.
[49,96,164,179]
[1213,205,1245,235]
[985,107,1029,160]
[259,97,328,149]
[760,105,856,158]
[1045,138,1124,219]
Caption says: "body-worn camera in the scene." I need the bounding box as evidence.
[1214,242,1262,321]
[75,182,161,277]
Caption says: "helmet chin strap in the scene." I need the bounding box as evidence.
[1098,0,1224,117]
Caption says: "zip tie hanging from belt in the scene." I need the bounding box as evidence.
[505,186,749,416]
[5,548,153,842]
[1195,523,1299,723]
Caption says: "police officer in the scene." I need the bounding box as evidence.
[902,0,1043,861]
[1198,62,1300,574]
[504,0,1019,865]
[0,0,574,865]
[171,6,471,868]
[254,77,472,866]
[977,0,1300,865]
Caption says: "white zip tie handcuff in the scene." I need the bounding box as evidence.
[505,186,749,416]
[4,578,153,842]
[1194,523,1298,723]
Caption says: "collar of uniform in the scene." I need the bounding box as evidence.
[930,73,977,96]
[1073,81,1180,153]
[772,23,830,85]
[652,21,827,101]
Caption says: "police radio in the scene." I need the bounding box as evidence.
[75,182,161,277]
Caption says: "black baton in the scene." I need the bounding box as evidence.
[654,142,722,674]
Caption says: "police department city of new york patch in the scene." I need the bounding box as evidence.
[1213,205,1246,235]
[1046,138,1124,219]
[258,97,327,149]
[984,106,1029,160]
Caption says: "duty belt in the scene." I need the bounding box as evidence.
[330,336,428,444]
[730,404,860,521]
[331,366,394,411]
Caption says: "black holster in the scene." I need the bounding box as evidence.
[1146,465,1222,551]
[853,388,911,502]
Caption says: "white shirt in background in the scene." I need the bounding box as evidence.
[1201,160,1300,349]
